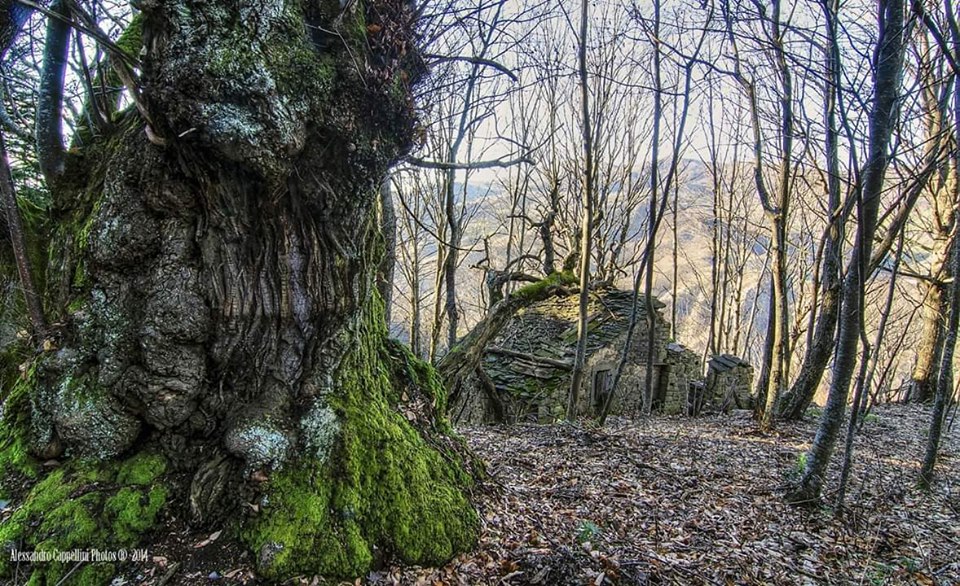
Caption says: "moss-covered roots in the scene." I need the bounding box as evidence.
[0,453,167,585]
[0,311,477,583]
[243,304,478,580]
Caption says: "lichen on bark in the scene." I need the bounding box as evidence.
[0,0,474,581]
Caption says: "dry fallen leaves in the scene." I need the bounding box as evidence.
[375,404,959,585]
[192,530,222,549]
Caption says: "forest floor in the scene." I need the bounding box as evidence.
[120,404,959,585]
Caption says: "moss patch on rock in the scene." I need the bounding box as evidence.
[0,453,169,585]
[115,452,167,486]
[242,300,479,580]
[0,366,40,488]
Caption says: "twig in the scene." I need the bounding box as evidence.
[406,154,533,170]
[53,562,82,586]
[156,561,182,586]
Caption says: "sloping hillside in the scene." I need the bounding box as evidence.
[395,405,959,585]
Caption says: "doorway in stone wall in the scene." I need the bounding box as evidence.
[652,365,669,412]
[593,368,613,414]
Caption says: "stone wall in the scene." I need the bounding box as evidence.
[705,355,754,411]
[449,290,683,424]
[583,346,647,417]
[663,343,701,415]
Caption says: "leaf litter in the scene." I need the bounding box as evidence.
[378,403,959,585]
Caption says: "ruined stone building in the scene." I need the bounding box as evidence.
[450,288,706,424]
[704,354,755,411]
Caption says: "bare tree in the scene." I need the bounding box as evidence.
[788,0,907,503]
[0,130,44,336]
[777,0,847,420]
[918,0,960,486]
[566,0,595,421]
[906,24,957,403]
[0,2,45,337]
[719,0,795,430]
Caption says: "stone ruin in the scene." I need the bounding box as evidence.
[664,342,701,415]
[703,354,755,412]
[449,288,756,424]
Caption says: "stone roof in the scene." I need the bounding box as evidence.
[481,288,664,394]
[708,353,752,373]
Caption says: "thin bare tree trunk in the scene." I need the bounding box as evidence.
[598,8,703,425]
[721,0,791,430]
[410,272,422,358]
[642,0,664,416]
[836,321,871,509]
[429,243,446,362]
[671,173,679,340]
[838,234,907,506]
[759,0,793,431]
[443,167,460,348]
[438,2,505,352]
[0,130,45,336]
[860,231,905,423]
[567,0,594,421]
[778,0,844,419]
[706,84,722,357]
[36,0,70,187]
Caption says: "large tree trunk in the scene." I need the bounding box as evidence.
[919,0,960,484]
[0,2,477,583]
[911,279,949,401]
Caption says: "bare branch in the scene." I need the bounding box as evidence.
[405,154,533,170]
[423,53,519,81]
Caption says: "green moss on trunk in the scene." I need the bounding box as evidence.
[0,361,42,485]
[1,1,471,582]
[242,298,478,580]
